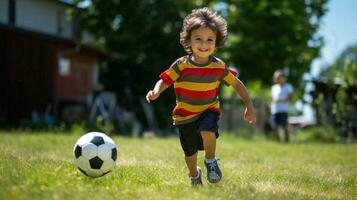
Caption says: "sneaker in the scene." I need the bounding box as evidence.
[189,167,202,186]
[204,158,222,183]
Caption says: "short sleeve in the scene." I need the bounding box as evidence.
[159,59,182,86]
[222,68,238,86]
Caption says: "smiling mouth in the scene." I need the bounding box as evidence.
[198,48,209,52]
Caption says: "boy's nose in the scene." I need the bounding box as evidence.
[199,41,210,46]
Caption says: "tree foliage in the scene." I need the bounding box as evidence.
[74,0,329,129]
[219,0,328,88]
[316,43,357,138]
[320,43,357,86]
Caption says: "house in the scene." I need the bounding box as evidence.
[0,0,116,125]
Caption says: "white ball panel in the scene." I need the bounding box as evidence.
[81,143,98,159]
[75,156,91,171]
[104,140,116,150]
[100,159,115,173]
[75,133,96,146]
[86,169,104,178]
[97,144,112,160]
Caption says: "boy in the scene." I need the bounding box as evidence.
[146,7,256,185]
[270,70,293,142]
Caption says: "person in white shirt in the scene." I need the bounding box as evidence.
[271,70,293,142]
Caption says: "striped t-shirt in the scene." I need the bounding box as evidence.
[160,55,237,125]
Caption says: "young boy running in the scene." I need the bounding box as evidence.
[146,7,256,185]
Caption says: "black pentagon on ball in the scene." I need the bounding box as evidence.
[90,136,105,146]
[112,148,117,161]
[89,156,104,169]
[74,145,82,158]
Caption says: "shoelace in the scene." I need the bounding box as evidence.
[209,161,218,172]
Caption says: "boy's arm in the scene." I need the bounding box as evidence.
[231,77,256,123]
[146,79,168,103]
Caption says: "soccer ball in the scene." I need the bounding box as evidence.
[73,132,117,178]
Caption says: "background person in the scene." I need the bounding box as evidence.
[270,69,294,142]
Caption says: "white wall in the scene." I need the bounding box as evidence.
[0,0,8,24]
[16,0,73,38]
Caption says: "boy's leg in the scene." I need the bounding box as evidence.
[185,152,198,177]
[201,130,222,183]
[282,112,289,142]
[185,152,203,185]
[273,113,281,142]
[200,131,216,159]
[177,122,202,185]
[197,111,222,183]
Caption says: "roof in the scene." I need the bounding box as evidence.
[0,23,120,60]
[56,0,80,9]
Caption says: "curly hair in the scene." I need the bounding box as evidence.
[180,7,228,53]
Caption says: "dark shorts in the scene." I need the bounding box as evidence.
[176,111,219,157]
[273,112,288,127]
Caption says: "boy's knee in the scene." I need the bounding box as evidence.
[184,149,198,157]
[200,131,215,136]
[200,131,219,139]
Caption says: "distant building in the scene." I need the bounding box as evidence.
[0,0,116,125]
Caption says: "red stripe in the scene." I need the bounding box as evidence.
[181,68,224,77]
[173,108,197,116]
[173,108,221,117]
[175,88,218,99]
[159,72,174,86]
[228,68,238,76]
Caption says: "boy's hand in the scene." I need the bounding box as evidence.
[244,108,256,124]
[146,90,160,103]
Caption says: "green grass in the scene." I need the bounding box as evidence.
[0,131,356,200]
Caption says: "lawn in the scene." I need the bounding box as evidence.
[0,131,356,200]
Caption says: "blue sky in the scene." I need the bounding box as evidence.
[310,0,357,76]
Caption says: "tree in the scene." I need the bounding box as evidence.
[74,0,204,129]
[219,0,328,90]
[320,43,357,86]
[73,0,329,130]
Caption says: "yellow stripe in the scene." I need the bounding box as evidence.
[178,63,187,71]
[210,62,225,69]
[166,68,180,81]
[174,81,220,91]
[173,113,201,122]
[223,72,236,86]
[177,61,225,70]
[175,101,220,113]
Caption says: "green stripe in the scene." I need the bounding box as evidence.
[178,97,218,105]
[177,75,220,83]
[172,64,181,75]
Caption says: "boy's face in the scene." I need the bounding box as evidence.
[189,27,216,62]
